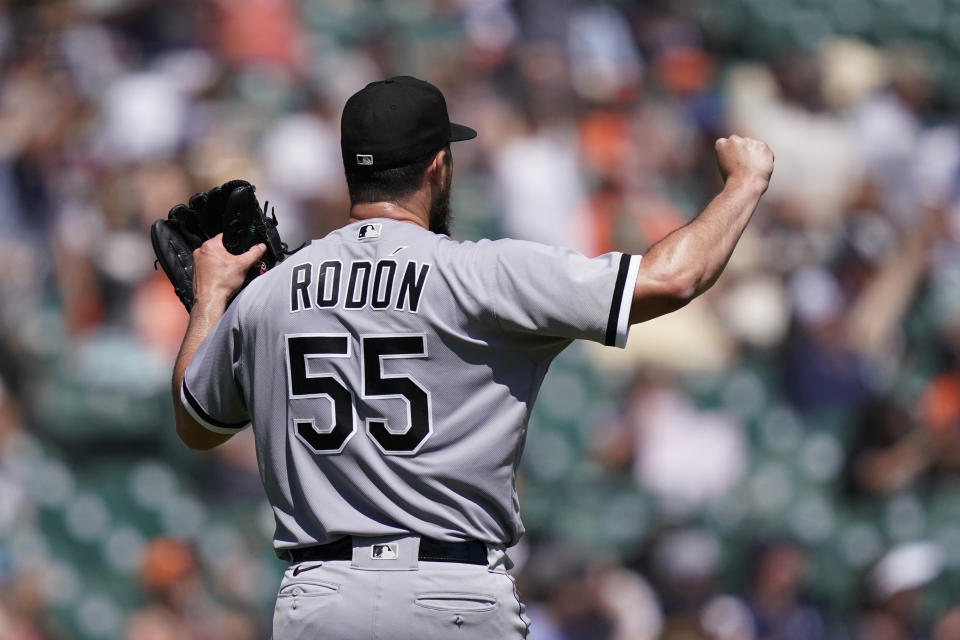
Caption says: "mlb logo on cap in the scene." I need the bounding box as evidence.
[357,154,373,165]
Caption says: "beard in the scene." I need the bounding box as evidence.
[428,184,452,235]
[428,153,453,235]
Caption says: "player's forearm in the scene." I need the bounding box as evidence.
[669,175,766,296]
[630,176,766,323]
[173,296,228,389]
[172,295,230,448]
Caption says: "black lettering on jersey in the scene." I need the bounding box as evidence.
[290,263,313,312]
[316,260,342,308]
[396,261,430,313]
[372,260,397,310]
[345,261,372,309]
[286,334,355,453]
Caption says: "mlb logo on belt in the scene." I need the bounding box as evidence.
[371,543,399,560]
[356,154,373,165]
[358,223,382,240]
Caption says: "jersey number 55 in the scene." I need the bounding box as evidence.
[285,334,432,456]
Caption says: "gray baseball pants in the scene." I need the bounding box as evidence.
[272,535,531,639]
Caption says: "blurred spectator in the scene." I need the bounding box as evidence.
[126,537,256,640]
[918,358,960,483]
[851,47,936,225]
[492,107,594,254]
[567,4,643,104]
[0,570,64,640]
[517,541,612,640]
[650,529,722,612]
[101,71,187,162]
[216,0,305,72]
[595,564,663,640]
[855,542,945,640]
[701,595,755,640]
[933,605,960,640]
[726,55,863,228]
[844,398,932,498]
[595,377,748,513]
[645,528,725,639]
[743,540,827,640]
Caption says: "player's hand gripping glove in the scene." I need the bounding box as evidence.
[150,179,289,311]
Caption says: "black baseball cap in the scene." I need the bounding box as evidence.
[341,76,476,170]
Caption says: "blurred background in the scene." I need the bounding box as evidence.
[2,0,960,638]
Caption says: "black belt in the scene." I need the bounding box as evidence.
[282,536,488,566]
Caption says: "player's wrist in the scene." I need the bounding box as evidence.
[724,172,769,196]
[191,290,230,316]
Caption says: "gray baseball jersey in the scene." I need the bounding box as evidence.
[181,218,640,554]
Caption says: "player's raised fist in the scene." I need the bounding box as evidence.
[192,234,267,306]
[714,135,774,192]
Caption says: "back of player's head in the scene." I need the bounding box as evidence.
[341,76,474,205]
[344,145,450,206]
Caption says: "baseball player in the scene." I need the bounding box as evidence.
[171,76,773,639]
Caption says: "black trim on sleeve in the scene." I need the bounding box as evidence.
[182,382,248,430]
[604,254,632,346]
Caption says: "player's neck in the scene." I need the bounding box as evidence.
[349,197,429,230]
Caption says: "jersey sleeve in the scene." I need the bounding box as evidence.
[486,239,641,348]
[180,300,251,434]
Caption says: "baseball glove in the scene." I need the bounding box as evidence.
[151,179,289,311]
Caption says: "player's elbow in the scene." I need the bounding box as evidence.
[629,269,699,324]
[177,425,218,450]
[634,241,705,308]
[655,261,704,301]
[179,426,229,451]
[175,419,206,450]
[174,407,222,450]
[664,268,700,305]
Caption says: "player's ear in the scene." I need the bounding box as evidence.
[426,149,446,188]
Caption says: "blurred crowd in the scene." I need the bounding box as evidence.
[1,0,960,638]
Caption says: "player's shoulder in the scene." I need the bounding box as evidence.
[432,231,544,256]
[441,234,570,263]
